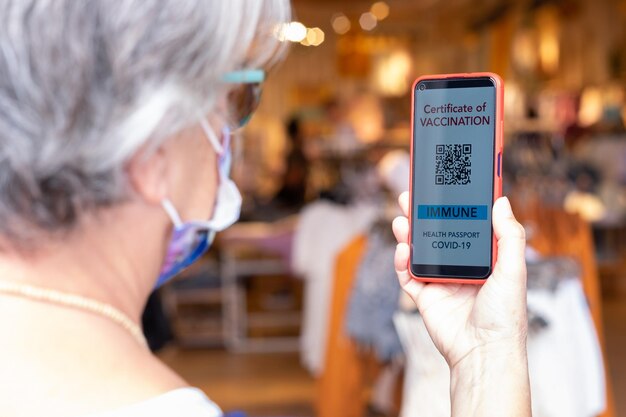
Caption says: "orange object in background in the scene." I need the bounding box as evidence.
[317,235,370,417]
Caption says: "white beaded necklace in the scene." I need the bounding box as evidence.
[0,280,148,349]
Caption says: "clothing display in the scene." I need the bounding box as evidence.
[86,388,221,417]
[394,259,606,417]
[527,279,606,417]
[526,256,581,292]
[317,235,405,417]
[317,236,371,417]
[393,312,450,417]
[345,225,403,362]
[292,200,378,374]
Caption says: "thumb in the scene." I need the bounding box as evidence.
[492,197,527,291]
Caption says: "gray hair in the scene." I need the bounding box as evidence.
[0,0,289,244]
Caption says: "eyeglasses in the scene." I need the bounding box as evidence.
[222,69,265,129]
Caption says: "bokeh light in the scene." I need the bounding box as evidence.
[359,12,377,31]
[371,2,390,20]
[332,13,351,35]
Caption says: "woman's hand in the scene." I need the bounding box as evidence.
[392,193,531,417]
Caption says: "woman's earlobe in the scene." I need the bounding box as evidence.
[126,145,169,205]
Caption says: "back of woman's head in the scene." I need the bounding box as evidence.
[0,0,289,245]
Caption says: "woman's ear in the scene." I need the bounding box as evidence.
[126,144,169,205]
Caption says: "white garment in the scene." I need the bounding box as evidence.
[396,279,606,417]
[85,388,221,417]
[526,279,606,417]
[377,150,410,196]
[393,312,450,417]
[371,361,404,415]
[292,200,378,375]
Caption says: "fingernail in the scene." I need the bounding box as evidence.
[500,196,513,217]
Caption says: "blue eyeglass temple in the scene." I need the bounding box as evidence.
[221,69,265,84]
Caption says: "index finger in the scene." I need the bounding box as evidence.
[398,191,409,218]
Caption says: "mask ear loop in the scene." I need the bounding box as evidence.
[161,199,184,228]
[199,115,224,155]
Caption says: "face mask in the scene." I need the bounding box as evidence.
[155,124,242,288]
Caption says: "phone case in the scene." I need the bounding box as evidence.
[408,72,504,284]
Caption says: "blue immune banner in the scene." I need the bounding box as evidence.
[417,205,488,220]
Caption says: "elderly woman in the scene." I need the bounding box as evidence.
[0,1,530,416]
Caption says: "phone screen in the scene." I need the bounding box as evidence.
[410,77,497,279]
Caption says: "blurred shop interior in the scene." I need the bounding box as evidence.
[149,0,626,416]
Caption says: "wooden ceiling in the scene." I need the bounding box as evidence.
[292,0,504,14]
[291,0,512,37]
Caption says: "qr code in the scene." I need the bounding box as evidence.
[435,144,472,185]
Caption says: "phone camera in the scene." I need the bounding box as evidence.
[418,84,426,91]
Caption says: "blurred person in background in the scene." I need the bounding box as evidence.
[272,116,310,211]
[0,1,530,416]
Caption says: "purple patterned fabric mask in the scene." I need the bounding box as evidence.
[155,124,242,288]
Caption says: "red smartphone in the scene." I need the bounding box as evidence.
[408,73,504,284]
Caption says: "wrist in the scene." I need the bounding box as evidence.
[450,342,531,417]
[450,338,527,377]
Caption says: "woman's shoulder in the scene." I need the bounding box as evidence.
[86,388,222,417]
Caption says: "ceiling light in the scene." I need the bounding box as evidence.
[331,13,351,35]
[371,2,390,20]
[307,27,325,46]
[359,12,377,31]
[276,21,307,43]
